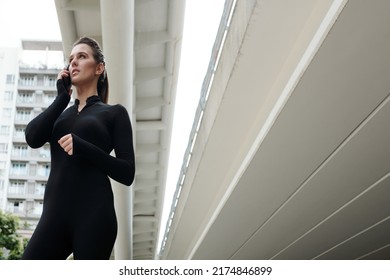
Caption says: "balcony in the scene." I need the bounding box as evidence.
[16,92,56,109]
[18,75,58,91]
[7,184,27,200]
[14,112,32,126]
[13,127,26,142]
[11,147,50,163]
[7,204,43,219]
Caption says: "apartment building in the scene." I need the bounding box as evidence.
[0,41,63,235]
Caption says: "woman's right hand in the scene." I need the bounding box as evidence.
[57,67,72,95]
[58,134,74,156]
[57,67,70,81]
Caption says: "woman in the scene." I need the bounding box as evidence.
[22,37,135,260]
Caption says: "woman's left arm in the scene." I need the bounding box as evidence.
[69,105,135,186]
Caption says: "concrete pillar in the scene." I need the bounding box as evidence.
[100,0,135,260]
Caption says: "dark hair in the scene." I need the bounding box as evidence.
[73,36,109,103]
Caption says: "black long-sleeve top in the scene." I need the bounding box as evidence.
[25,80,135,208]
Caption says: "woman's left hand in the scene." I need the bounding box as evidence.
[58,134,73,155]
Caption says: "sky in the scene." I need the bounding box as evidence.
[0,0,61,45]
[0,0,226,249]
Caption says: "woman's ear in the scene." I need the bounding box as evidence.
[96,63,105,76]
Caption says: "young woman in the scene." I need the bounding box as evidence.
[22,37,135,260]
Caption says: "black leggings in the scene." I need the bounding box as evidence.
[22,204,117,260]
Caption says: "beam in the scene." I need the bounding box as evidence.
[134,179,160,189]
[63,0,100,11]
[134,67,169,84]
[135,97,167,112]
[133,193,158,203]
[136,121,166,131]
[136,143,164,157]
[135,31,174,50]
[135,163,163,175]
[133,205,157,216]
[133,215,159,222]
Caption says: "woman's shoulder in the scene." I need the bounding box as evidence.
[105,103,127,111]
[104,103,130,118]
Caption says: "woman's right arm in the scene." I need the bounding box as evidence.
[25,78,71,148]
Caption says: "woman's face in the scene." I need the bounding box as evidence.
[68,43,103,86]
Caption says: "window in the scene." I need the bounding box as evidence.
[18,91,34,103]
[8,180,26,194]
[6,74,15,84]
[0,161,6,169]
[14,126,26,138]
[2,108,12,119]
[0,125,10,135]
[0,143,8,154]
[19,74,35,86]
[35,182,46,196]
[4,91,13,101]
[7,200,24,214]
[39,146,50,158]
[33,201,43,215]
[37,163,50,177]
[44,75,56,87]
[15,109,32,121]
[12,144,28,157]
[11,162,28,175]
[44,93,56,105]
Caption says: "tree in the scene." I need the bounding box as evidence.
[0,210,26,259]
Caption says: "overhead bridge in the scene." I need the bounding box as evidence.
[161,0,390,260]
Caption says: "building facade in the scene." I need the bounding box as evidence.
[0,41,63,235]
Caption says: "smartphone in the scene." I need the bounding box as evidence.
[63,65,72,91]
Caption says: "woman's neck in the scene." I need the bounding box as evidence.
[75,85,98,109]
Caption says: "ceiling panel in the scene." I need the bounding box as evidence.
[164,0,390,260]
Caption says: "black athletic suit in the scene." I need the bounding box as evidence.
[22,79,135,260]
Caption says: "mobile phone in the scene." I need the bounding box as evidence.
[63,65,71,91]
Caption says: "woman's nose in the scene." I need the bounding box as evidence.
[70,59,78,67]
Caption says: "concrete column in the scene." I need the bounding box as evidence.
[100,0,135,260]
